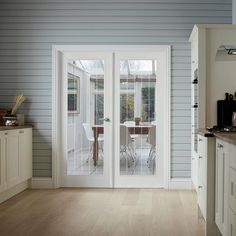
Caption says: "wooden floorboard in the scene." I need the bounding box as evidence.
[0,189,205,236]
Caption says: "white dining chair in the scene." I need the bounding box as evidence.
[147,125,156,168]
[124,121,139,140]
[120,124,136,166]
[82,123,104,162]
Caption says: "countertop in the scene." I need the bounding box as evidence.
[0,126,33,131]
[196,128,214,137]
[197,128,236,145]
[214,133,236,146]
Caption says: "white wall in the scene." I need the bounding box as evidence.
[206,28,236,127]
[233,0,236,24]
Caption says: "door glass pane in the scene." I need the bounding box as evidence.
[119,60,157,176]
[67,60,104,176]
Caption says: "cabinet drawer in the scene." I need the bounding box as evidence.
[0,128,31,136]
[18,128,32,135]
[229,208,236,236]
[229,168,236,215]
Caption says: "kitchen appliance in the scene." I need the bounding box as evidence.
[217,93,236,128]
[207,125,236,133]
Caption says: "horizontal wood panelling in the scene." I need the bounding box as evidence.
[0,10,231,17]
[0,0,231,3]
[0,16,231,24]
[171,170,191,178]
[0,3,231,11]
[0,0,231,178]
[33,170,51,177]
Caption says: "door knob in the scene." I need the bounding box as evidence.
[103,117,111,122]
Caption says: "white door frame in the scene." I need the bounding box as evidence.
[52,45,171,189]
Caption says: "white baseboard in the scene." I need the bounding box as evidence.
[31,178,54,189]
[0,180,30,204]
[30,178,192,190]
[169,178,192,190]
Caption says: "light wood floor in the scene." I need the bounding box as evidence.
[0,189,205,236]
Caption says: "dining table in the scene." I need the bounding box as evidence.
[91,124,152,166]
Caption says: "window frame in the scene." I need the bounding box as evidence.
[67,73,80,114]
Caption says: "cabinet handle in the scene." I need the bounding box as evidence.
[199,156,203,159]
[218,143,223,148]
[198,185,203,189]
[198,138,202,142]
[4,132,8,135]
[19,130,24,134]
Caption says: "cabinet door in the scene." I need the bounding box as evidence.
[229,209,236,236]
[229,168,236,215]
[0,133,6,193]
[19,129,32,181]
[191,152,198,190]
[191,34,198,68]
[215,140,229,236]
[198,135,207,185]
[198,181,206,220]
[6,131,20,188]
[230,143,236,171]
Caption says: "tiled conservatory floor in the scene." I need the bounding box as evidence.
[67,147,156,176]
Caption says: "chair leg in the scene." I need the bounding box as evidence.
[98,141,104,160]
[86,142,93,163]
[147,145,156,168]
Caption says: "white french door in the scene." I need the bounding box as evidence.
[58,46,170,188]
[114,51,167,187]
[60,51,113,187]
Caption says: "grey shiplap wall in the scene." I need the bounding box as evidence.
[233,0,236,23]
[0,0,232,178]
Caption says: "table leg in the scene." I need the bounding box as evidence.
[93,129,99,166]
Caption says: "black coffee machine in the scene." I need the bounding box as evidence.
[217,93,236,128]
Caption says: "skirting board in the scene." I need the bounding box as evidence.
[31,178,54,189]
[30,178,192,189]
[168,178,192,190]
[0,180,30,204]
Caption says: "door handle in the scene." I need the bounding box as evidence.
[103,118,111,122]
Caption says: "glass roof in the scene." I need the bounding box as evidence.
[129,60,153,75]
[76,60,104,75]
[74,59,156,76]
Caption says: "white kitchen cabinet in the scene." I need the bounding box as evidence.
[0,132,6,192]
[229,168,236,216]
[229,209,236,236]
[19,129,32,182]
[214,136,236,236]
[189,26,207,191]
[189,25,236,191]
[0,128,32,203]
[197,134,220,236]
[215,139,229,236]
[6,130,21,189]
